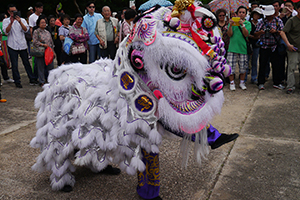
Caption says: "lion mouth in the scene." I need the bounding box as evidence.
[153,89,206,115]
[169,97,206,114]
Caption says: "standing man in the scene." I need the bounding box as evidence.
[246,2,259,21]
[272,0,282,18]
[95,6,119,60]
[28,2,43,37]
[280,2,300,94]
[3,4,37,88]
[81,1,103,63]
[254,5,285,90]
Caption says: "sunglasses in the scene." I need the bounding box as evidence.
[89,6,95,8]
[219,14,225,17]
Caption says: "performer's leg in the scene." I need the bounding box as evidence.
[206,124,222,145]
[137,149,161,200]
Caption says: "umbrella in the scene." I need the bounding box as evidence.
[284,0,300,3]
[138,0,173,12]
[208,0,249,13]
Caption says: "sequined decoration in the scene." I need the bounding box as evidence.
[138,149,160,187]
[172,0,195,17]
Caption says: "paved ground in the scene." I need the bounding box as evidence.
[0,59,299,200]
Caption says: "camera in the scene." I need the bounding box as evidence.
[13,11,20,18]
[264,26,271,38]
[255,39,263,47]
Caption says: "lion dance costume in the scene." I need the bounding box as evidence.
[30,1,233,199]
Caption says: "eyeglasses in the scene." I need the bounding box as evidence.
[89,6,95,9]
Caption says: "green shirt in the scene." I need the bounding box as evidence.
[0,22,8,41]
[282,15,300,51]
[227,20,251,55]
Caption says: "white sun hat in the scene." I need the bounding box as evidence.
[262,5,275,16]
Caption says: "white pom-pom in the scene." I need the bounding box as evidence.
[130,157,146,172]
[151,145,159,153]
[223,64,232,77]
[212,61,222,73]
[209,77,223,92]
[170,17,181,29]
[149,129,162,144]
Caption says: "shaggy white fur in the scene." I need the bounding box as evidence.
[31,5,228,191]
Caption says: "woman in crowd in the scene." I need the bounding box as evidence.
[120,8,136,42]
[32,16,54,87]
[216,8,229,58]
[0,13,14,84]
[69,13,89,64]
[247,7,263,84]
[227,6,251,91]
[58,14,71,64]
[0,14,11,70]
[48,15,62,66]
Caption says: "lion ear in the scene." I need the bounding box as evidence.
[128,18,158,46]
[194,7,216,20]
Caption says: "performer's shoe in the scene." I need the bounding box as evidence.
[99,165,121,175]
[61,185,73,192]
[210,133,239,149]
[144,196,162,200]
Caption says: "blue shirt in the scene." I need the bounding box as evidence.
[82,12,103,45]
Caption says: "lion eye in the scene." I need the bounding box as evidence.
[165,64,187,81]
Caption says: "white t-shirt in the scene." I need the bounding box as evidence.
[2,17,29,50]
[28,13,39,28]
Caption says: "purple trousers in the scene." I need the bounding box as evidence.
[137,124,221,199]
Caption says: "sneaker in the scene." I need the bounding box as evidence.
[239,82,247,90]
[251,80,258,85]
[230,83,236,91]
[258,84,265,90]
[0,98,7,103]
[3,78,14,83]
[15,83,23,88]
[273,84,285,90]
[286,89,294,94]
[29,80,39,86]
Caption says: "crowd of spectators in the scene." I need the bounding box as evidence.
[0,1,136,94]
[1,0,300,101]
[216,0,300,94]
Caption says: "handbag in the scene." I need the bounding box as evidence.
[71,43,86,55]
[44,47,54,66]
[63,37,73,55]
[30,31,45,57]
[70,28,86,55]
[238,26,253,55]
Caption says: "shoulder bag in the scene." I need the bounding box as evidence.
[30,30,45,57]
[238,26,253,55]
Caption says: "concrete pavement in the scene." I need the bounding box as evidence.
[0,62,299,200]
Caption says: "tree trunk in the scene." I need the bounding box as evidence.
[73,0,83,15]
